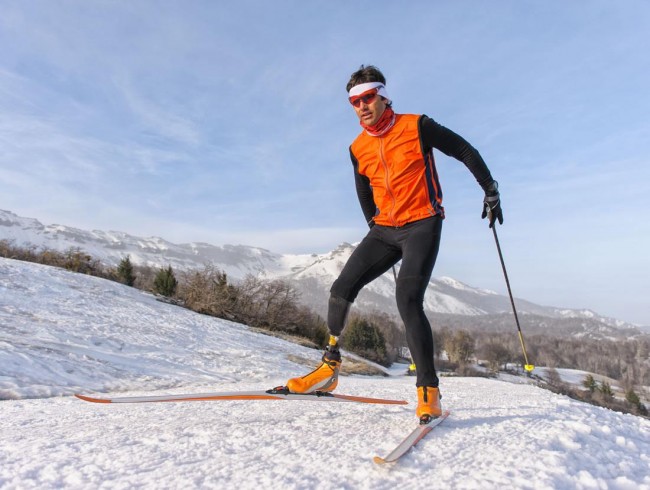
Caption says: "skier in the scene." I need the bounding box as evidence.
[285,65,503,422]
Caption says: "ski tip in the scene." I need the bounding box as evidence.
[74,394,111,403]
[373,456,389,465]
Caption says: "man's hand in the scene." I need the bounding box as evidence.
[481,181,503,228]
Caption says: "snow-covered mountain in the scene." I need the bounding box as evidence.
[0,209,641,339]
[0,209,288,278]
[1,257,649,489]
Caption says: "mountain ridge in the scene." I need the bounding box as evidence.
[0,209,642,339]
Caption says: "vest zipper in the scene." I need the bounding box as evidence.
[379,137,398,227]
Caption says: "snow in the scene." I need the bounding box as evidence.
[438,276,496,296]
[1,257,650,489]
[534,367,620,388]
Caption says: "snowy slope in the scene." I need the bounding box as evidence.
[1,257,649,489]
[0,257,314,400]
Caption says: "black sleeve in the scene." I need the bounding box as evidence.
[419,115,495,191]
[349,147,377,226]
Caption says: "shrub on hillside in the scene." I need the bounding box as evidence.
[0,240,107,277]
[178,265,234,318]
[341,315,388,366]
[175,266,328,347]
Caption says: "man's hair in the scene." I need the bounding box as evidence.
[345,65,387,93]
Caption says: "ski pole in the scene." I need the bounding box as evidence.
[487,208,534,373]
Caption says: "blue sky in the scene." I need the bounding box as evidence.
[1,1,649,325]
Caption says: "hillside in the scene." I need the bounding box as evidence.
[1,257,649,489]
[1,209,643,340]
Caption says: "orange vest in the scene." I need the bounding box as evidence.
[351,114,444,227]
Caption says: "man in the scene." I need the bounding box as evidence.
[285,65,502,423]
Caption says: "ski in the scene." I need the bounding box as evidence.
[74,386,408,405]
[373,410,450,465]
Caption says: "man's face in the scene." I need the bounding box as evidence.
[350,89,387,126]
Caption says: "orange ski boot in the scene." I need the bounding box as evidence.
[416,386,442,423]
[286,339,341,393]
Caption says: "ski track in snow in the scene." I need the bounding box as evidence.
[1,258,650,489]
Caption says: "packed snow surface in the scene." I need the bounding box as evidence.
[1,257,649,489]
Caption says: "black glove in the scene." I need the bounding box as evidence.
[481,181,503,228]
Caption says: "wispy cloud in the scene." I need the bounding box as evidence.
[112,75,202,147]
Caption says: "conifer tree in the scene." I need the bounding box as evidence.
[623,388,647,415]
[582,374,597,393]
[342,315,387,364]
[625,388,641,407]
[598,380,614,400]
[117,255,136,286]
[154,265,177,297]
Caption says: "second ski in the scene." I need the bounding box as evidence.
[373,410,450,465]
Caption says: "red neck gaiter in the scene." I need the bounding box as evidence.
[361,106,396,137]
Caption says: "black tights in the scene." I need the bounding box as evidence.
[329,216,442,387]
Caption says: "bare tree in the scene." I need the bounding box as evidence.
[444,330,475,365]
[481,341,513,373]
